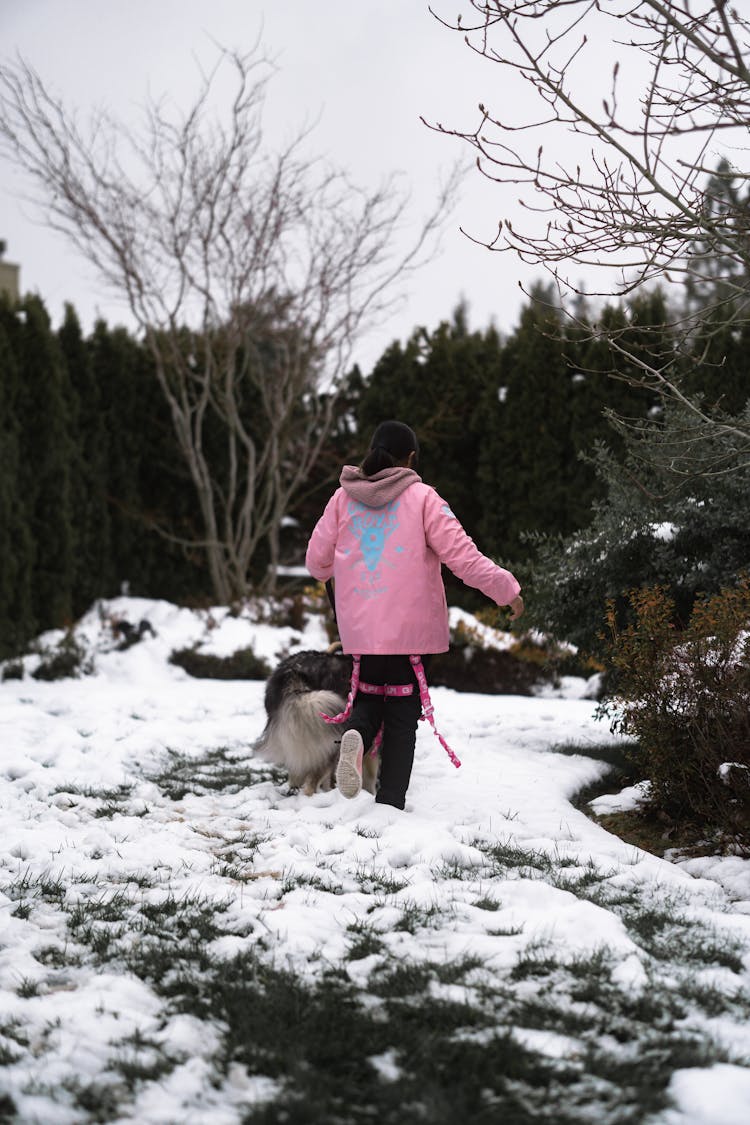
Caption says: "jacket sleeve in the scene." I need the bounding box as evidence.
[423,488,521,606]
[305,491,340,582]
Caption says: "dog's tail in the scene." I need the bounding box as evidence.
[253,689,345,767]
[311,688,346,720]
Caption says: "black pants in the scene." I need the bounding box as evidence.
[346,655,430,810]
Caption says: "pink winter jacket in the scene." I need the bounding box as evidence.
[305,466,521,655]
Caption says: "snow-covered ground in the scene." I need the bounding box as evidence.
[1,597,749,1123]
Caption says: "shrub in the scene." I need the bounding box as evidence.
[247,591,315,632]
[169,645,271,680]
[1,660,24,681]
[600,577,750,838]
[32,632,93,681]
[526,404,750,659]
[430,621,556,695]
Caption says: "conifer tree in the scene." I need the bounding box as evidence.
[58,304,112,615]
[89,320,156,594]
[356,304,501,542]
[0,301,34,655]
[15,295,74,630]
[477,286,578,560]
[682,315,750,418]
[90,320,204,600]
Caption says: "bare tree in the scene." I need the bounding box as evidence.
[0,48,458,601]
[427,1,750,446]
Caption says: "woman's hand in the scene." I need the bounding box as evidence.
[508,595,524,621]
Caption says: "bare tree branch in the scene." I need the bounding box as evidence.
[426,0,750,448]
[0,46,460,599]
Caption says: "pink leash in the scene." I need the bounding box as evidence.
[410,655,461,769]
[322,655,361,725]
[322,656,461,769]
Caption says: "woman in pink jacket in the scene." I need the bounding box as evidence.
[306,420,524,810]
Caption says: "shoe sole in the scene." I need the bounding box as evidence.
[336,730,363,798]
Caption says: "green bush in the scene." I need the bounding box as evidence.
[600,578,750,839]
[527,404,750,661]
[429,618,559,696]
[32,632,93,681]
[169,645,271,680]
[1,660,24,681]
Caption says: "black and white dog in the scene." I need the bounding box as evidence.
[253,647,379,796]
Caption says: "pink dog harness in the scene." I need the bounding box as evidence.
[322,655,461,769]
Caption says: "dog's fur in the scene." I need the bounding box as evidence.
[253,648,379,796]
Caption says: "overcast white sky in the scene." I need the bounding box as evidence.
[0,1,560,370]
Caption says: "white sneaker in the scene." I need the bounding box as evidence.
[336,730,364,799]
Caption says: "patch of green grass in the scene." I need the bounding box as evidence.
[5,730,750,1125]
[16,977,41,998]
[473,838,556,877]
[0,1042,20,1066]
[64,1078,123,1123]
[551,739,634,771]
[210,831,270,881]
[550,740,637,815]
[619,899,745,971]
[150,747,284,800]
[96,799,149,820]
[214,861,259,882]
[3,868,68,907]
[487,924,525,937]
[280,870,345,896]
[53,781,135,805]
[553,852,585,869]
[35,943,81,970]
[0,1020,30,1049]
[68,890,132,928]
[345,920,386,961]
[31,855,745,1125]
[391,899,446,934]
[370,961,434,998]
[466,833,748,983]
[107,869,158,890]
[354,867,409,895]
[472,895,502,911]
[678,979,749,1018]
[494,948,746,1121]
[137,891,230,938]
[550,861,611,898]
[0,1021,26,1066]
[369,956,485,999]
[433,857,483,881]
[433,956,484,985]
[510,946,561,983]
[108,1028,178,1091]
[64,889,132,960]
[564,947,611,982]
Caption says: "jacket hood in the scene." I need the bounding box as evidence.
[340,465,422,508]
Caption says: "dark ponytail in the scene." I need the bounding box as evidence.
[361,444,395,476]
[360,420,419,477]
